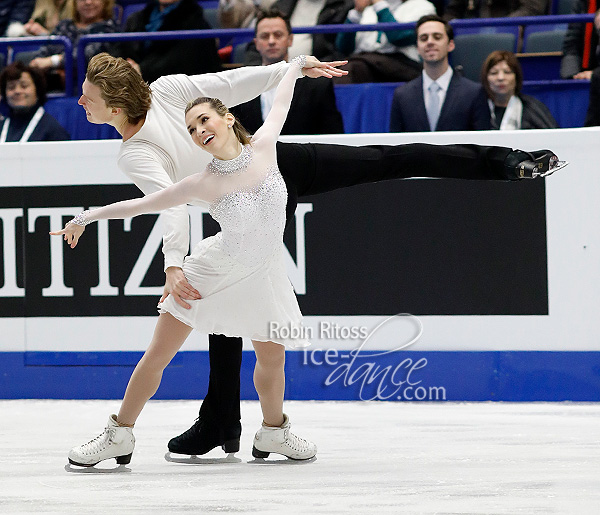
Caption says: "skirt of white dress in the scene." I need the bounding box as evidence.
[158,234,309,348]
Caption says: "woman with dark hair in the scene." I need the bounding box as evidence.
[481,50,558,130]
[0,61,70,142]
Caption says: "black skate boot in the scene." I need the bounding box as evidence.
[504,150,568,180]
[168,416,241,456]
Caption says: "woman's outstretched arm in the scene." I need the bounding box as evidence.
[50,173,203,248]
[253,56,347,144]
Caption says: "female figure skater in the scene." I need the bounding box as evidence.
[52,55,316,466]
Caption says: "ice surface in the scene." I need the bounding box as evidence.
[0,400,598,514]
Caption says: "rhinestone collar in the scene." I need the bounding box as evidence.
[207,144,252,176]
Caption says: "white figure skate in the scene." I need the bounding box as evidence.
[68,414,135,467]
[252,414,316,460]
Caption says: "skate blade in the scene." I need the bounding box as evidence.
[64,463,131,474]
[164,452,241,464]
[249,455,317,465]
[541,159,569,177]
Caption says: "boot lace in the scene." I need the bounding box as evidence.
[77,426,115,456]
[180,418,202,438]
[284,429,312,453]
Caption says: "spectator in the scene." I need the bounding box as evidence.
[482,50,557,129]
[28,0,117,87]
[0,0,35,36]
[0,61,70,142]
[389,14,490,132]
[244,0,353,64]
[584,66,600,124]
[112,0,222,84]
[218,0,276,28]
[231,8,344,134]
[561,2,600,79]
[24,0,73,36]
[443,0,547,20]
[335,0,435,83]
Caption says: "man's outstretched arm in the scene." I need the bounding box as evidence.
[150,58,347,111]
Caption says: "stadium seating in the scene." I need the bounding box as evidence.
[451,32,518,81]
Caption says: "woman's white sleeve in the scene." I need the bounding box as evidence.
[86,176,200,233]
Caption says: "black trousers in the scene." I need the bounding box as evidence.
[199,142,514,433]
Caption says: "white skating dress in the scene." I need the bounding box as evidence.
[158,143,307,347]
[73,59,309,348]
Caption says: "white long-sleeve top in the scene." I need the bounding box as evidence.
[87,62,303,254]
[116,62,291,270]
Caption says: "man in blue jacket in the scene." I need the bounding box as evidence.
[389,14,490,132]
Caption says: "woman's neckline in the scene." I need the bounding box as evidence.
[207,144,252,176]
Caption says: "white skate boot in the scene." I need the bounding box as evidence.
[252,414,317,460]
[68,414,135,467]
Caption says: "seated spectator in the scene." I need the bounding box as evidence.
[389,14,490,132]
[482,50,558,129]
[24,0,73,36]
[28,0,117,87]
[561,1,600,79]
[231,8,344,134]
[0,61,70,142]
[335,0,435,83]
[218,0,276,28]
[0,0,35,36]
[443,0,547,20]
[584,66,600,125]
[244,0,353,64]
[111,0,222,84]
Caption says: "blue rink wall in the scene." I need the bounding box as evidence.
[1,351,599,401]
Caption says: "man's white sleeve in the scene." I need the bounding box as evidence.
[117,150,189,271]
[150,61,290,111]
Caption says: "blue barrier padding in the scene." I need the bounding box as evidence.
[334,80,590,132]
[332,80,590,131]
[46,80,590,138]
[45,97,120,140]
[334,83,398,134]
[519,55,562,81]
[2,351,599,401]
[520,80,591,128]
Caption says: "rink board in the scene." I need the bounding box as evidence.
[0,130,599,400]
[1,350,598,401]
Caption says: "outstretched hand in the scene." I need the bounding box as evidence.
[301,56,348,79]
[49,223,85,249]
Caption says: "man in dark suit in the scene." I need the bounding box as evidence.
[232,8,344,135]
[389,14,490,132]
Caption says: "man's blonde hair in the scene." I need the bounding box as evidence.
[86,53,152,125]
